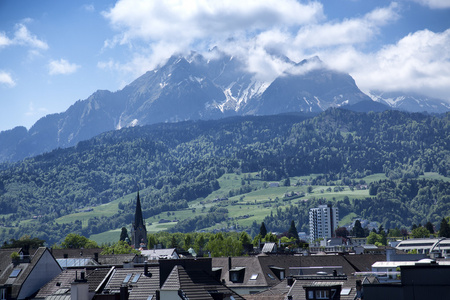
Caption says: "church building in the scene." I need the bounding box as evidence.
[131,191,148,249]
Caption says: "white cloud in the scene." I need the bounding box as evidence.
[410,0,450,9]
[103,0,323,46]
[0,22,48,51]
[13,23,48,50]
[101,0,324,74]
[100,1,449,102]
[0,32,13,48]
[293,2,399,49]
[323,29,450,101]
[0,71,16,87]
[48,59,80,75]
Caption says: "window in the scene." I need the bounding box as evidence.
[316,290,329,299]
[9,269,21,278]
[230,272,239,282]
[279,271,285,280]
[132,273,141,283]
[340,288,351,296]
[123,273,133,283]
[308,291,314,299]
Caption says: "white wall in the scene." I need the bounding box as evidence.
[17,249,62,299]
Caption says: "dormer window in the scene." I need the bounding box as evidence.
[269,266,286,280]
[229,267,245,283]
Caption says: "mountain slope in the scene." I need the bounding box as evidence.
[245,58,371,114]
[0,109,448,244]
[369,91,450,113]
[1,51,448,163]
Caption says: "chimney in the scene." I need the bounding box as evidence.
[287,276,294,286]
[71,272,88,300]
[120,285,129,300]
[94,252,99,263]
[228,257,232,270]
[144,262,152,277]
[356,280,362,299]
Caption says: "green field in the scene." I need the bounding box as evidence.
[25,171,445,245]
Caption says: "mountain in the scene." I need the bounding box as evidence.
[243,57,372,114]
[0,51,447,163]
[343,100,392,113]
[0,109,448,244]
[369,91,450,114]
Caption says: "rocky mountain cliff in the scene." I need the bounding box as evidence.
[0,51,448,163]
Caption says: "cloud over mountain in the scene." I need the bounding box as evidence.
[99,1,450,105]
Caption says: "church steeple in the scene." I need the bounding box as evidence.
[134,190,144,228]
[131,190,147,249]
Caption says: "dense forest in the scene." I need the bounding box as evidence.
[0,109,448,245]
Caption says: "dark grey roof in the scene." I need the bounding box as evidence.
[286,275,358,300]
[35,269,82,298]
[342,254,386,272]
[0,248,21,280]
[212,257,269,288]
[51,248,102,259]
[162,264,245,300]
[103,266,160,300]
[244,279,290,300]
[0,247,62,299]
[97,254,137,265]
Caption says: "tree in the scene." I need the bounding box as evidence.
[101,241,139,255]
[119,227,129,242]
[260,222,267,237]
[252,234,262,247]
[388,228,402,237]
[2,235,45,252]
[287,220,299,242]
[169,235,178,249]
[264,233,278,243]
[239,232,252,245]
[425,221,435,234]
[411,226,430,239]
[194,235,206,255]
[206,234,243,257]
[60,233,98,249]
[366,232,383,245]
[184,234,193,250]
[439,218,450,238]
[352,220,365,237]
[335,227,349,238]
[147,234,158,249]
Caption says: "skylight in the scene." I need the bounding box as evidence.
[123,273,133,283]
[9,269,21,278]
[340,288,352,295]
[132,273,141,283]
[250,274,258,280]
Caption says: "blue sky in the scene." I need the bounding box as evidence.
[0,0,449,132]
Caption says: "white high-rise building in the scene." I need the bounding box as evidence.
[309,204,339,242]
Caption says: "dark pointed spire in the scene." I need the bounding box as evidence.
[134,190,144,228]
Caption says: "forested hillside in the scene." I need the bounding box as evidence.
[0,109,448,244]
